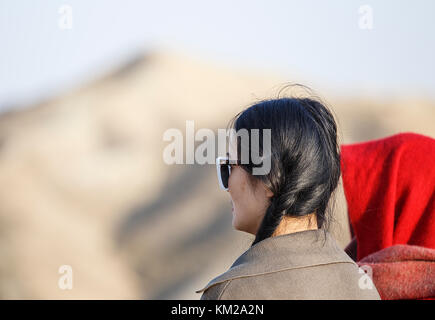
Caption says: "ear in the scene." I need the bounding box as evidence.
[264,186,274,198]
[257,179,274,198]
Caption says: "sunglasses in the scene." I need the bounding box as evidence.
[216,156,241,191]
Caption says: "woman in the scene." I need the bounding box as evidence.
[196,93,381,300]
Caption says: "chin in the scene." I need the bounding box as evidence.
[231,217,239,230]
[232,216,242,231]
[232,217,249,234]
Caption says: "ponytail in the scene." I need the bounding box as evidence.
[232,90,340,247]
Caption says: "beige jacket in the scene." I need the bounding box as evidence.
[196,230,380,300]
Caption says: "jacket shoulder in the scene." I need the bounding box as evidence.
[199,280,233,300]
[201,263,381,300]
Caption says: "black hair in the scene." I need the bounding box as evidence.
[229,85,341,246]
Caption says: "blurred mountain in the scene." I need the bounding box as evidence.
[0,49,434,299]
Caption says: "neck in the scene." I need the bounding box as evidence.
[271,213,318,237]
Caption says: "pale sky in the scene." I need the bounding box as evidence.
[1,0,434,111]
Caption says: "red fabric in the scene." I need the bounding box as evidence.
[341,132,435,300]
[358,244,435,300]
[341,132,435,261]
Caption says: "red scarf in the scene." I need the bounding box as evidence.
[341,133,435,299]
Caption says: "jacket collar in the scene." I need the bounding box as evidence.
[196,229,355,293]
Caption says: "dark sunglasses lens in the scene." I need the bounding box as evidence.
[220,164,230,188]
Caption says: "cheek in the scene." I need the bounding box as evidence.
[228,168,246,205]
[228,169,265,232]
